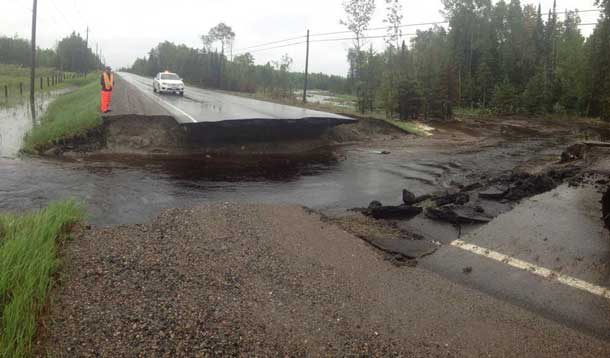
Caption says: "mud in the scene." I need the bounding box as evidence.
[603,186,610,230]
[43,116,404,158]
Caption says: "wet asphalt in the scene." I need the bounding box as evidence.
[116,72,354,125]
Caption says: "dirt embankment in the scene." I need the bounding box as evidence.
[42,115,408,158]
[35,204,610,357]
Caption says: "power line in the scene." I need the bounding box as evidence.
[49,0,76,32]
[233,35,306,53]
[310,33,417,43]
[234,40,307,55]
[234,14,599,56]
[310,20,448,38]
[309,9,601,38]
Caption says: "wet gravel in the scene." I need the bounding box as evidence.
[36,204,610,357]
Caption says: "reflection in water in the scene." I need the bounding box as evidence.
[0,88,73,158]
[0,149,450,227]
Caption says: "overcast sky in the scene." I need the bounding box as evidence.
[1,0,601,76]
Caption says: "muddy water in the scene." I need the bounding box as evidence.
[0,133,562,226]
[0,88,571,226]
[0,88,74,158]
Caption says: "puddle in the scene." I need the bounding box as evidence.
[300,90,355,109]
[0,88,74,158]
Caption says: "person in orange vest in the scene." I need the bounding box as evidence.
[100,66,114,113]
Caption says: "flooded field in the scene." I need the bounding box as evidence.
[0,87,74,158]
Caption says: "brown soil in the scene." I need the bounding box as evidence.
[35,204,610,357]
[45,116,409,158]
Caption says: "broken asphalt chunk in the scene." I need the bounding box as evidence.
[479,186,508,200]
[367,205,423,220]
[365,237,437,259]
[425,205,492,224]
[402,189,417,205]
[435,192,470,206]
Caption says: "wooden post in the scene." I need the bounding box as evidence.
[20,83,23,95]
[4,85,8,98]
[303,29,310,103]
[47,77,49,87]
[29,0,37,104]
[40,77,43,89]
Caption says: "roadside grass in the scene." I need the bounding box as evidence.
[454,106,495,118]
[22,78,101,154]
[0,200,85,358]
[382,118,432,136]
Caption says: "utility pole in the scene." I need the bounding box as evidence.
[302,29,310,103]
[86,26,89,48]
[29,0,38,105]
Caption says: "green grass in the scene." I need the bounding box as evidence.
[0,201,85,358]
[22,78,101,154]
[454,106,495,118]
[382,118,431,136]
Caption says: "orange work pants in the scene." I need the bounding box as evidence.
[101,90,113,113]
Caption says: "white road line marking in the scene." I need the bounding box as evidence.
[450,239,610,300]
[119,73,197,123]
[153,96,198,123]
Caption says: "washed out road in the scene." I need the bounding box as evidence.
[3,85,610,354]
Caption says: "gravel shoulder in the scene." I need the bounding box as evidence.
[36,204,610,357]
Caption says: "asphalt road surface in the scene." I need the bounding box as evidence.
[114,72,355,126]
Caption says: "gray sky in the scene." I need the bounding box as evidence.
[1,0,601,76]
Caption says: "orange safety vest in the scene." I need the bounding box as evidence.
[103,72,114,90]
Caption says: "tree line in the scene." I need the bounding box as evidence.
[342,0,610,120]
[129,23,348,98]
[128,1,609,121]
[0,32,102,73]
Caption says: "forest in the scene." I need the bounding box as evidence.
[0,32,102,73]
[127,0,610,121]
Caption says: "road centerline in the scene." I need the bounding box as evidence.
[450,239,610,300]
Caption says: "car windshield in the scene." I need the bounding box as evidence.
[160,74,180,80]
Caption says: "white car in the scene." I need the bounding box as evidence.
[153,72,185,95]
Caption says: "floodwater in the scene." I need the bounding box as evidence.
[0,134,562,227]
[301,90,355,109]
[0,87,572,227]
[0,88,74,158]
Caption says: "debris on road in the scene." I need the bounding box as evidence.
[402,189,417,205]
[425,205,493,224]
[603,185,610,230]
[366,204,423,220]
[435,192,470,206]
[561,143,587,163]
[504,174,557,201]
[362,237,437,260]
[479,186,508,200]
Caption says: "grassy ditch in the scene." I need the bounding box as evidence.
[0,201,85,358]
[22,78,101,154]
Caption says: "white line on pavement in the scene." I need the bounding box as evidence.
[153,96,198,123]
[451,239,610,300]
[119,73,197,123]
